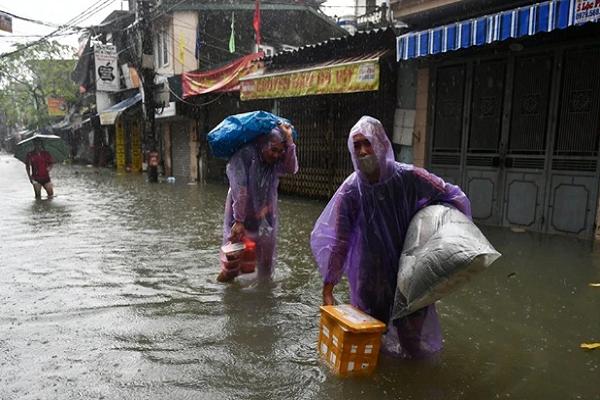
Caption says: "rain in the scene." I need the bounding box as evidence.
[2,0,600,399]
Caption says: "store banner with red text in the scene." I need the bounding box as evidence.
[182,52,264,98]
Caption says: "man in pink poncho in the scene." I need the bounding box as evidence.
[221,121,298,280]
[310,116,471,358]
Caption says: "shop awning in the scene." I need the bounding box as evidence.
[99,93,142,125]
[240,50,388,101]
[396,0,600,61]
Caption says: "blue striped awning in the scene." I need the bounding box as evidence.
[396,0,600,61]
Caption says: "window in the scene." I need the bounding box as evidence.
[162,28,169,67]
[154,33,160,68]
[154,27,170,68]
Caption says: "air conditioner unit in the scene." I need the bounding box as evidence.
[153,81,170,108]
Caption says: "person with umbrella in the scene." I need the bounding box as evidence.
[218,120,298,282]
[25,138,54,199]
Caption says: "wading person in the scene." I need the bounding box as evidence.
[219,121,298,282]
[25,139,54,199]
[310,116,471,358]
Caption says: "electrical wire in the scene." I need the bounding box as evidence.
[62,0,117,28]
[146,2,344,60]
[171,18,254,57]
[0,9,64,28]
[0,0,119,59]
[153,28,214,70]
[160,76,226,108]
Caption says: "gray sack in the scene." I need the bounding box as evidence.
[391,204,501,320]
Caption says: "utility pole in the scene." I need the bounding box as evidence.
[138,0,158,182]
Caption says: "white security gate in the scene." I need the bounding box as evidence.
[429,45,600,239]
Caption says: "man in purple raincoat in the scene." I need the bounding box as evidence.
[310,116,471,358]
[221,121,298,280]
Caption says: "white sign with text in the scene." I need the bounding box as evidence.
[94,44,120,92]
[574,0,600,24]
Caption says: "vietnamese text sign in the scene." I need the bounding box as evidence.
[47,97,68,116]
[240,60,379,100]
[94,44,120,92]
[574,0,600,24]
[131,121,142,173]
[115,121,126,170]
[0,12,12,33]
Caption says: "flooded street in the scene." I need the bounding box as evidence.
[1,153,599,400]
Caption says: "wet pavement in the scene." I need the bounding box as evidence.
[1,151,599,400]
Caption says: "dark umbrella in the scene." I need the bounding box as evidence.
[13,134,71,164]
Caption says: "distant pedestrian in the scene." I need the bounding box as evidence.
[25,138,54,199]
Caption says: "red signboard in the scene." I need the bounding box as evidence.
[182,52,264,98]
[47,97,68,116]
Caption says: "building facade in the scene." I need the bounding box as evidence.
[392,0,600,240]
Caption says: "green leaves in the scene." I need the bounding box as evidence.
[0,40,78,130]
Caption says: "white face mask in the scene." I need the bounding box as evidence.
[357,154,379,174]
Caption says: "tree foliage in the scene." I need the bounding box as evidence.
[0,40,78,132]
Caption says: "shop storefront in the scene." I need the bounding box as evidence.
[396,0,600,239]
[99,93,143,173]
[239,29,398,198]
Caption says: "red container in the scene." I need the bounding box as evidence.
[240,236,256,274]
[217,242,245,282]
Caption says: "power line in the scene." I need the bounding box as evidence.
[62,0,117,28]
[0,32,76,40]
[154,28,215,69]
[0,28,79,58]
[0,9,64,28]
[0,0,119,59]
[160,76,226,108]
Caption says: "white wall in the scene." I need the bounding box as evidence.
[171,11,200,75]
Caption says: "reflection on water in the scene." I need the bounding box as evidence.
[0,156,599,400]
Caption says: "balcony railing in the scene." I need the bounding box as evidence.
[356,3,390,28]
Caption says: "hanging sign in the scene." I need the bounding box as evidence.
[47,97,68,116]
[94,44,120,92]
[574,0,600,24]
[115,120,126,170]
[131,121,142,173]
[240,60,380,101]
[0,12,12,33]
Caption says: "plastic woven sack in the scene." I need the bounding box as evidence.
[207,111,298,159]
[391,204,501,320]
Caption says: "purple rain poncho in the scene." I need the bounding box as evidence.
[310,116,471,358]
[222,128,298,278]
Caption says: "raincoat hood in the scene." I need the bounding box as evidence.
[258,127,285,152]
[312,116,471,357]
[348,116,395,183]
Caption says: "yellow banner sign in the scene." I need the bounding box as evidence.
[47,97,68,116]
[115,121,126,171]
[240,60,379,100]
[131,121,142,173]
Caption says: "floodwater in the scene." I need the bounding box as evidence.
[1,152,599,400]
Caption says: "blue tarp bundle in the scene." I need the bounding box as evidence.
[207,111,298,159]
